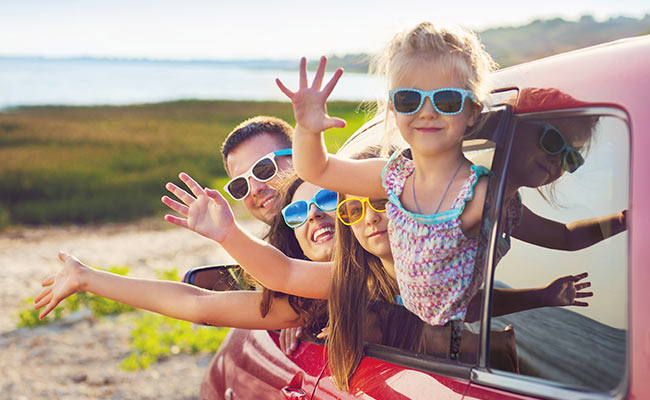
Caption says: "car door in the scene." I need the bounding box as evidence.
[201,328,329,400]
[464,39,642,399]
[312,351,470,400]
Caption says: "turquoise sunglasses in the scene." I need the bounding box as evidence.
[281,189,338,229]
[389,87,478,115]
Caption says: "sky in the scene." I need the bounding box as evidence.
[1,0,649,60]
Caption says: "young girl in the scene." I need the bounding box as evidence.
[275,22,626,358]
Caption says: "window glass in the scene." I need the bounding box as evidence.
[484,113,629,392]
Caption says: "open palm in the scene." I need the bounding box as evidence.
[162,172,234,243]
[34,252,86,320]
[545,272,593,307]
[276,56,346,133]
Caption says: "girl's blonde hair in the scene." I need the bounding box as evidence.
[370,22,498,151]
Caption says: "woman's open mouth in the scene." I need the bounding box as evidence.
[311,225,335,243]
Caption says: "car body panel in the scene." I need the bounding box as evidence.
[314,356,468,400]
[200,329,327,399]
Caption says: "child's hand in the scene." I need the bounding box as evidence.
[162,172,234,243]
[279,326,303,356]
[276,56,346,133]
[544,272,593,307]
[316,326,330,339]
[34,251,88,320]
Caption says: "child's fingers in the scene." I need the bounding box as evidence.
[572,272,589,281]
[204,188,227,204]
[316,326,330,339]
[164,214,189,229]
[40,274,55,287]
[573,300,589,307]
[34,291,53,310]
[299,57,307,88]
[575,281,591,290]
[322,68,343,99]
[325,116,347,130]
[59,251,84,268]
[39,298,62,320]
[161,196,189,216]
[311,56,327,89]
[34,285,52,304]
[179,172,205,198]
[166,182,195,206]
[275,79,295,99]
[575,291,593,298]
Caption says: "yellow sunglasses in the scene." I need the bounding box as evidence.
[336,197,388,225]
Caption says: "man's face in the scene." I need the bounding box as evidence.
[225,133,292,224]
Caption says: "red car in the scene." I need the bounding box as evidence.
[187,35,649,399]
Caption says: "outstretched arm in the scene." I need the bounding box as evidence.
[162,172,331,299]
[34,252,302,329]
[512,206,627,251]
[276,56,386,198]
[465,272,593,322]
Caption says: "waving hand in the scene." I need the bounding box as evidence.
[544,272,593,307]
[162,172,234,243]
[276,56,346,133]
[34,252,87,320]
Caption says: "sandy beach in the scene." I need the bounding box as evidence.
[0,217,264,399]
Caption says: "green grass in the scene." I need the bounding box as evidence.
[0,100,373,228]
[119,313,229,371]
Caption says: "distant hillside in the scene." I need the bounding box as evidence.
[323,14,650,71]
[479,14,650,67]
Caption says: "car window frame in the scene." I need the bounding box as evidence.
[472,105,632,400]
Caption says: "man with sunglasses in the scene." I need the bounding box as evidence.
[221,116,294,224]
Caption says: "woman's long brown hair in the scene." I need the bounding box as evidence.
[258,172,328,334]
[326,145,400,391]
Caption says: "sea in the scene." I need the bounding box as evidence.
[0,57,385,109]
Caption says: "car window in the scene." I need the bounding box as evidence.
[477,110,629,394]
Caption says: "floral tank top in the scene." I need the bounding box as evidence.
[381,150,521,328]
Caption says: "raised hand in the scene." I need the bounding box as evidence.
[162,172,235,243]
[34,251,88,320]
[544,272,593,307]
[276,56,346,133]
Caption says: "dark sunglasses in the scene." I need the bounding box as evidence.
[336,197,388,225]
[281,189,338,229]
[389,87,478,115]
[537,123,584,173]
[224,149,292,200]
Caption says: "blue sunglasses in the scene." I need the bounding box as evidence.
[389,87,478,115]
[281,189,338,228]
